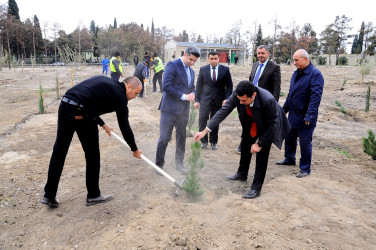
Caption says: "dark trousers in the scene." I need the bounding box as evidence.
[156,109,189,167]
[153,71,163,92]
[237,137,272,192]
[44,102,101,199]
[284,126,314,173]
[136,76,145,96]
[110,72,121,82]
[198,103,221,144]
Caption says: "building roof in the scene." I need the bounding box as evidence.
[175,42,246,50]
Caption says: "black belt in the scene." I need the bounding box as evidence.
[62,97,84,108]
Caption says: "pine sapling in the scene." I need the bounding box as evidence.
[39,83,45,114]
[362,130,376,160]
[56,73,60,100]
[186,102,197,137]
[335,100,348,115]
[183,142,205,201]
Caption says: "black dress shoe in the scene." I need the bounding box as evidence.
[176,164,188,175]
[226,173,247,182]
[201,142,208,149]
[276,159,296,165]
[211,143,218,150]
[41,197,59,208]
[243,189,260,199]
[86,194,113,206]
[236,147,241,154]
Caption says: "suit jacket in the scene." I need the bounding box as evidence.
[283,62,324,128]
[207,87,290,149]
[195,64,233,106]
[159,58,195,115]
[249,60,281,102]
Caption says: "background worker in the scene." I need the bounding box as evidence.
[276,49,324,178]
[236,45,281,154]
[143,51,151,79]
[101,55,110,75]
[194,51,233,150]
[133,52,139,67]
[41,76,142,208]
[155,46,200,174]
[151,54,164,93]
[133,60,149,98]
[110,51,124,81]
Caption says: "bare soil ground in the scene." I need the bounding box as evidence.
[0,63,375,249]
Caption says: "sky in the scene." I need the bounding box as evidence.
[4,0,376,48]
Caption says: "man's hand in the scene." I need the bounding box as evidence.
[102,124,114,136]
[194,102,200,110]
[194,129,208,142]
[222,100,227,106]
[250,143,262,154]
[305,120,310,125]
[133,149,142,159]
[185,93,195,102]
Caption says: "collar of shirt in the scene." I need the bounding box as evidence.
[210,65,218,78]
[180,57,188,68]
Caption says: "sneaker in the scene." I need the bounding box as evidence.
[176,163,188,175]
[86,194,113,206]
[296,171,310,178]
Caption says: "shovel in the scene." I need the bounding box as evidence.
[110,131,185,195]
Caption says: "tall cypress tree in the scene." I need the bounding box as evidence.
[114,17,117,29]
[8,0,20,19]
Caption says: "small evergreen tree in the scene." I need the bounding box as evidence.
[38,83,45,114]
[183,142,205,201]
[362,130,376,160]
[186,102,197,137]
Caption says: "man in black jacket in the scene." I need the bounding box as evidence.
[41,76,142,208]
[194,51,233,150]
[236,45,281,153]
[194,81,290,199]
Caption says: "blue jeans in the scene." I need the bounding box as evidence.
[284,126,315,173]
[156,110,189,167]
[102,66,108,75]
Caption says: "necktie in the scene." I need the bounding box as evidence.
[246,105,257,137]
[253,63,264,86]
[212,67,216,83]
[185,66,191,86]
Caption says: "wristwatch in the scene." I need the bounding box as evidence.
[257,141,263,148]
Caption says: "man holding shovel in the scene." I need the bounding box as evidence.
[41,76,142,208]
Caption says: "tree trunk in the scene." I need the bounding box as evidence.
[365,84,371,112]
[7,31,11,70]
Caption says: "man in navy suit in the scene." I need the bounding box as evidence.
[194,81,290,199]
[236,45,281,154]
[156,46,200,174]
[276,49,324,178]
[194,51,233,150]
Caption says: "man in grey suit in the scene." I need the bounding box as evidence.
[194,81,290,199]
[156,46,200,174]
[236,45,281,153]
[194,51,233,150]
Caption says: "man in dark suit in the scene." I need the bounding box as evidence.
[276,49,324,178]
[236,45,281,154]
[194,51,233,150]
[156,46,200,174]
[194,81,290,199]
